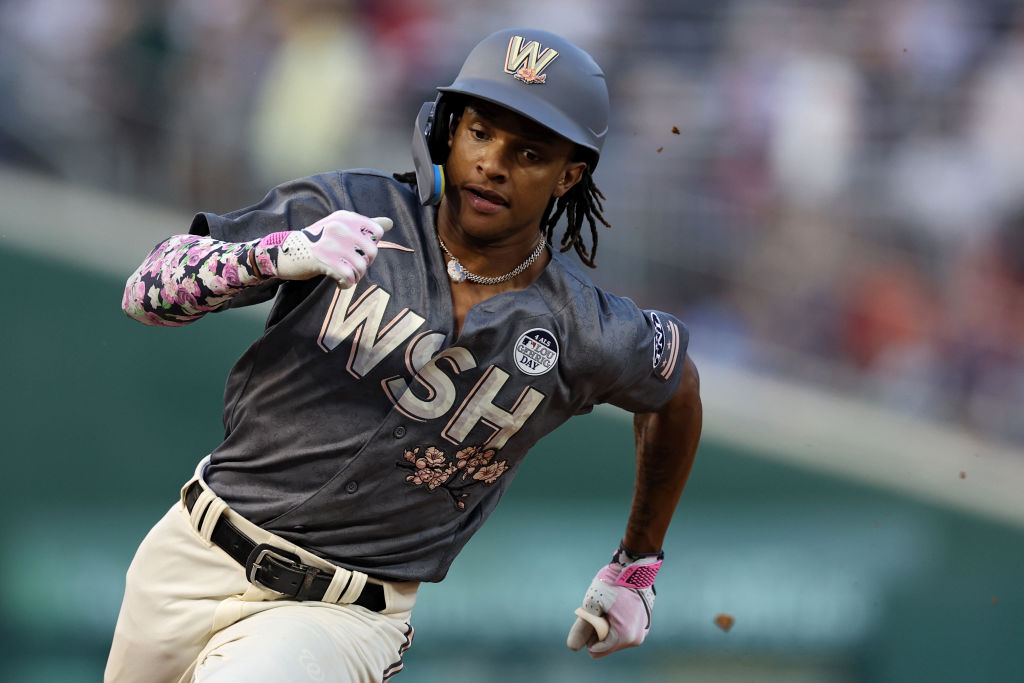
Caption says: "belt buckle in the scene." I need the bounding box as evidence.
[245,543,305,593]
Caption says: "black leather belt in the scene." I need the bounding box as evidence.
[184,481,385,611]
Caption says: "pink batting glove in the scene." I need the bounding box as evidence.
[254,210,392,287]
[566,544,663,658]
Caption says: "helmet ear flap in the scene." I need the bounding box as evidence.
[412,100,444,206]
[411,95,461,206]
[427,95,457,163]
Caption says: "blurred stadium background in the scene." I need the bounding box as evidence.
[1,0,1022,681]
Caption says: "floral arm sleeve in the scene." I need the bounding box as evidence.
[122,234,272,327]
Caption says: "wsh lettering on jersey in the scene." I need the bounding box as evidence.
[318,285,547,449]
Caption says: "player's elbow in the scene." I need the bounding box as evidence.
[122,275,148,322]
[121,276,185,327]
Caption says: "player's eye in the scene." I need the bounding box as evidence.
[522,148,542,162]
[470,127,488,140]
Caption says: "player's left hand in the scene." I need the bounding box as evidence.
[566,544,663,658]
[255,211,393,287]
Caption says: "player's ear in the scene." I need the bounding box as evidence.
[552,161,587,199]
[447,112,462,148]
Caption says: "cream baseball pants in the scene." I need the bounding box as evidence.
[104,464,418,683]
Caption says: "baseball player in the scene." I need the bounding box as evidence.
[106,28,702,683]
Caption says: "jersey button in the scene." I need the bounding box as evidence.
[393,425,407,439]
[345,481,359,494]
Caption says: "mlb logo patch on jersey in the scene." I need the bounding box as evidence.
[514,328,559,375]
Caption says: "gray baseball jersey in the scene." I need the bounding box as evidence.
[188,169,688,583]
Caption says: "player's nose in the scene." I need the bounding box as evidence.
[476,140,510,181]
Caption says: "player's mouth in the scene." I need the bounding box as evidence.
[463,185,508,214]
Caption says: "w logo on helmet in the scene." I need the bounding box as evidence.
[504,36,559,84]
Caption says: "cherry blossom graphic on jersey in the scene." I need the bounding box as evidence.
[397,444,509,510]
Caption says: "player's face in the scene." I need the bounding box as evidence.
[440,101,586,243]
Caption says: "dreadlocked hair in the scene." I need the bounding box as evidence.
[539,166,609,268]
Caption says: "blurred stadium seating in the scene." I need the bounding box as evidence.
[1,1,1022,681]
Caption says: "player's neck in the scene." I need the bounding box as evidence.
[435,211,548,284]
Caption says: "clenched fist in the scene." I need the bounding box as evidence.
[253,210,393,287]
[567,544,664,658]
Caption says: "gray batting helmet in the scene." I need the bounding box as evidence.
[411,28,609,205]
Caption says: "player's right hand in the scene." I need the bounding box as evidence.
[255,210,393,287]
[566,545,663,658]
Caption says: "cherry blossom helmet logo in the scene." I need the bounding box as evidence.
[504,35,558,84]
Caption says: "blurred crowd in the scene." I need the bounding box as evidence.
[1,0,1021,443]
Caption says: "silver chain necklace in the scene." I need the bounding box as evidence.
[438,233,547,285]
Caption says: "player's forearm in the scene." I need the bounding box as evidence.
[122,234,267,326]
[623,354,702,553]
